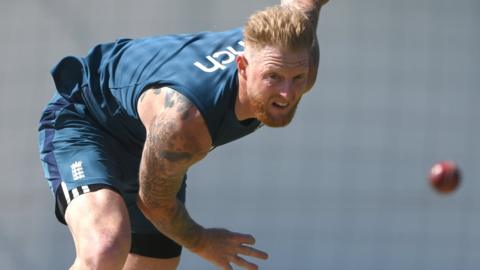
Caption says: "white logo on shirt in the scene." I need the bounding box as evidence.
[194,41,245,73]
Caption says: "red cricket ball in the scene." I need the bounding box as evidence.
[428,161,461,194]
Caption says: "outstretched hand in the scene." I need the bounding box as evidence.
[191,228,269,270]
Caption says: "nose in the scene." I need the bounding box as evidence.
[278,80,297,100]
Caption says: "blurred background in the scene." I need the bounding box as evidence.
[1,0,479,269]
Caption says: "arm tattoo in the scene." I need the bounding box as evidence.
[153,88,162,95]
[139,88,162,104]
[140,116,193,207]
[163,88,193,120]
[140,87,193,120]
[164,89,175,108]
[138,89,207,248]
[139,89,200,208]
[159,150,193,162]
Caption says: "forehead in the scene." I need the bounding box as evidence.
[250,45,309,70]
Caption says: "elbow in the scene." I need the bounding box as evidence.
[136,194,178,222]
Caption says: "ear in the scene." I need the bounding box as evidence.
[236,54,248,80]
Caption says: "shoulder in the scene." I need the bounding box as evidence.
[138,86,212,154]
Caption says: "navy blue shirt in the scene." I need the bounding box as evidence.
[51,28,261,147]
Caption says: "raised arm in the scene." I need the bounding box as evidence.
[137,87,268,270]
[281,0,330,91]
[281,0,329,26]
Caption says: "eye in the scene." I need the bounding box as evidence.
[293,74,306,81]
[268,73,280,80]
[264,72,281,84]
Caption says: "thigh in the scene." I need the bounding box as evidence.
[65,188,131,255]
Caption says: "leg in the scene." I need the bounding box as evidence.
[65,188,131,270]
[123,254,180,270]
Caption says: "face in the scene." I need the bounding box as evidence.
[243,46,310,127]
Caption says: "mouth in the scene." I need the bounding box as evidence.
[272,101,289,109]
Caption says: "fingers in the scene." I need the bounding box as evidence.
[238,245,269,260]
[200,229,269,270]
[231,233,268,259]
[230,232,269,260]
[232,255,259,270]
[234,233,256,245]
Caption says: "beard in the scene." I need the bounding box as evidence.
[251,95,301,127]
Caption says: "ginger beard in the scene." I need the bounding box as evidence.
[250,92,301,127]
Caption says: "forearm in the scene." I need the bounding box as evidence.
[137,192,204,250]
[137,141,205,250]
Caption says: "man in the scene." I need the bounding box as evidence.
[38,0,329,269]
